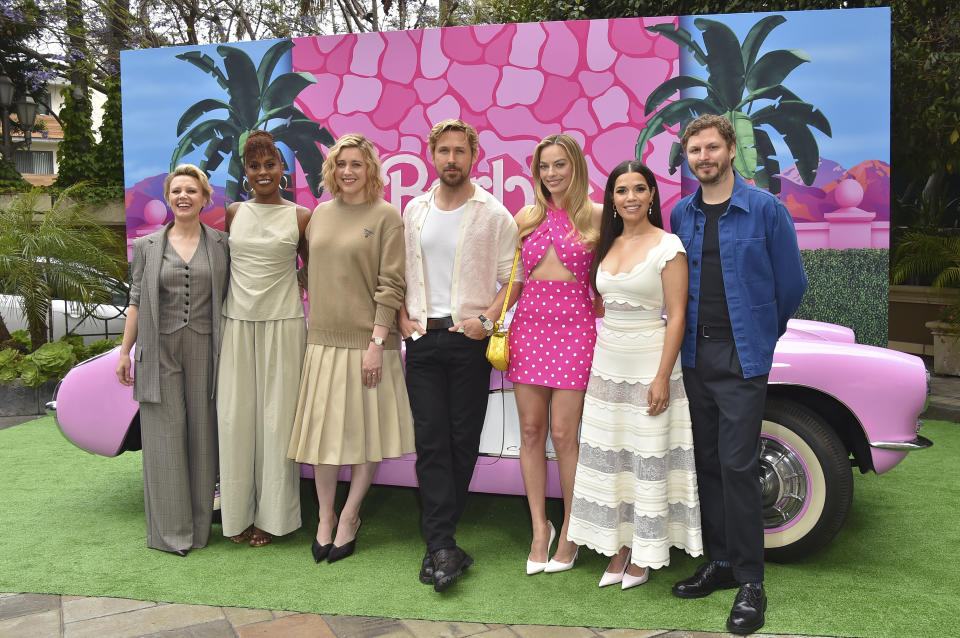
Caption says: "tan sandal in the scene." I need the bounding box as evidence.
[250,527,273,547]
[230,525,253,544]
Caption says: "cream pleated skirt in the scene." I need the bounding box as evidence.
[288,344,414,465]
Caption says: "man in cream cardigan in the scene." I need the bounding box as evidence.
[398,119,520,593]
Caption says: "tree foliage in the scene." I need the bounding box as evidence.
[0,186,125,350]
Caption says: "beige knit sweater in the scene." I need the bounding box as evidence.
[304,197,405,350]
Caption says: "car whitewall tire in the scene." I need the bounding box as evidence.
[760,398,853,562]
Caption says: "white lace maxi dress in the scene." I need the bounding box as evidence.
[567,233,703,569]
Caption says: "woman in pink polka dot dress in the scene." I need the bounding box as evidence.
[508,134,603,575]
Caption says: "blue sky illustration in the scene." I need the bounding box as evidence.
[120,38,295,188]
[675,7,889,171]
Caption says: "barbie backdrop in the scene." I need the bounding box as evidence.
[121,7,891,344]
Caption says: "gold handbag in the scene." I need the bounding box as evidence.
[486,248,520,371]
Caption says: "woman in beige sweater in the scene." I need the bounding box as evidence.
[287,134,414,563]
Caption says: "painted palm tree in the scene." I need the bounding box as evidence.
[635,15,832,194]
[171,40,335,203]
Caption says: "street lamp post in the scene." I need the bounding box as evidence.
[16,97,38,150]
[0,75,40,166]
[0,74,15,166]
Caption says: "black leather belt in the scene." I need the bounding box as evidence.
[426,316,455,330]
[698,324,733,340]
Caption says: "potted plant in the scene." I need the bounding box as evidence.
[892,230,960,374]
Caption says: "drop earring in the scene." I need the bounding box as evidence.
[613,208,619,219]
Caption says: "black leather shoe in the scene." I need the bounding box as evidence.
[726,583,766,635]
[165,549,188,557]
[419,552,435,584]
[432,547,473,592]
[311,539,332,563]
[671,561,738,598]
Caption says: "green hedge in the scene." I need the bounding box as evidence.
[794,249,889,347]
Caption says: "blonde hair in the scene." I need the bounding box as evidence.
[164,164,213,209]
[428,119,479,160]
[322,134,385,203]
[517,134,597,247]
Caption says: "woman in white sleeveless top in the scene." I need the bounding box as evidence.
[218,130,311,547]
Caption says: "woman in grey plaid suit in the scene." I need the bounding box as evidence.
[117,164,230,556]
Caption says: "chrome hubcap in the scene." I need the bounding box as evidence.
[759,436,809,529]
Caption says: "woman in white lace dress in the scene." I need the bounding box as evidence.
[567,160,702,590]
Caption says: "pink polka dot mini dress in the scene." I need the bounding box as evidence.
[507,207,596,390]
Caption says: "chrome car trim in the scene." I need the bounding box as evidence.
[45,400,57,417]
[869,435,933,451]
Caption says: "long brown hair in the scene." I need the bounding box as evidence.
[516,134,597,248]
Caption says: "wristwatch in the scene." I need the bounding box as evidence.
[370,336,385,347]
[478,314,494,332]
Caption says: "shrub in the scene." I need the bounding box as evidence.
[21,341,76,387]
[794,249,889,348]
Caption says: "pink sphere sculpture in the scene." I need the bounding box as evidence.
[143,199,169,225]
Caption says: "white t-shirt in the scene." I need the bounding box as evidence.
[420,197,466,317]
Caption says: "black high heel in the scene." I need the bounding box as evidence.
[327,520,362,563]
[311,539,332,563]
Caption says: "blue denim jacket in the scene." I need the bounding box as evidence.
[670,173,807,378]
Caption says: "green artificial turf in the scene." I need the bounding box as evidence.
[1,417,957,637]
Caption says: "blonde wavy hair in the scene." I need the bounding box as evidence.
[164,164,212,210]
[321,134,385,203]
[517,134,597,247]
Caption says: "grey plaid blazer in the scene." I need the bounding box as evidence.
[130,222,229,403]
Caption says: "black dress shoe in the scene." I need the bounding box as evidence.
[165,549,188,557]
[432,547,473,592]
[311,539,332,563]
[671,561,738,598]
[419,552,435,584]
[726,583,766,635]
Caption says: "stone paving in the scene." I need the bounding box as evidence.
[3,363,954,638]
[0,592,833,638]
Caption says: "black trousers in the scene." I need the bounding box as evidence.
[404,329,491,553]
[682,336,768,584]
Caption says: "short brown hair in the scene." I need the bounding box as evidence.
[681,114,737,151]
[164,164,213,209]
[428,119,479,160]
[322,134,385,203]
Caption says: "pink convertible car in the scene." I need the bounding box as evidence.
[49,318,931,561]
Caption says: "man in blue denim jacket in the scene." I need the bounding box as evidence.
[668,115,806,635]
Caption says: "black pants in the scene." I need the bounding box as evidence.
[682,336,768,584]
[404,329,491,553]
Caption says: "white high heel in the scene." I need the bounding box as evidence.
[621,564,650,590]
[525,521,556,575]
[599,549,631,587]
[544,546,579,573]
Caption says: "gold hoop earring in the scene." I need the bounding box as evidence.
[242,179,252,194]
[280,175,290,190]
